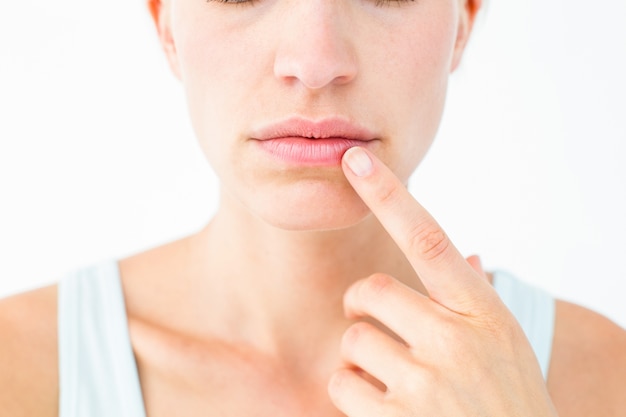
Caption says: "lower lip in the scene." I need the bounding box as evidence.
[254,137,372,166]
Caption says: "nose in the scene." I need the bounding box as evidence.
[273,2,358,90]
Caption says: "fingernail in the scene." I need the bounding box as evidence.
[343,147,373,177]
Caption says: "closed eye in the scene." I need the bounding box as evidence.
[206,0,416,7]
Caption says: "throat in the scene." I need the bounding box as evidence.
[180,207,423,355]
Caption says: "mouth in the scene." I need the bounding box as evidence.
[250,117,379,166]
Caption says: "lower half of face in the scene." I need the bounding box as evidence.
[173,0,460,231]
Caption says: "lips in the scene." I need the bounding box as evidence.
[250,117,378,166]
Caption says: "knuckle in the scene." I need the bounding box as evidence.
[341,321,374,353]
[328,369,350,398]
[406,220,450,261]
[361,273,395,299]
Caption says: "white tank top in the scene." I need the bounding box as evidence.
[58,260,555,417]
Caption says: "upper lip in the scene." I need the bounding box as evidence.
[250,117,378,141]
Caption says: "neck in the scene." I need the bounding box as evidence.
[186,192,423,359]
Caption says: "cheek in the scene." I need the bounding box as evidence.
[373,8,458,181]
[170,2,458,188]
[171,9,263,169]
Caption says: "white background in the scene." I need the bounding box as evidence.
[1,0,625,328]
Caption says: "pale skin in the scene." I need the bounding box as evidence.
[1,0,626,416]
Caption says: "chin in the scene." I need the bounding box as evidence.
[261,203,372,232]
[244,178,373,232]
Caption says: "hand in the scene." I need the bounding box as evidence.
[328,147,558,416]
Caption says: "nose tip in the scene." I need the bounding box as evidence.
[273,8,358,90]
[273,48,358,89]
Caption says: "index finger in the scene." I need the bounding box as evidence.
[341,146,492,312]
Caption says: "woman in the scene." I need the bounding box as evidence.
[1,0,625,416]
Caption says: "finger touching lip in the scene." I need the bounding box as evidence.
[341,146,494,311]
[250,116,380,166]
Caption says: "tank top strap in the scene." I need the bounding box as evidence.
[58,260,146,417]
[57,262,554,413]
[492,270,556,380]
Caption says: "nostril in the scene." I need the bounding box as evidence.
[273,54,358,90]
[273,31,358,90]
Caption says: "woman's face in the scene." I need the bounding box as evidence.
[153,0,479,231]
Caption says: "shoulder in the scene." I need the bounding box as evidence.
[0,286,59,417]
[548,299,626,416]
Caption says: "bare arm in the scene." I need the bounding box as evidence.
[547,300,626,417]
[0,286,59,417]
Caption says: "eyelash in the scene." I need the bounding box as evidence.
[374,0,415,6]
[206,0,416,7]
[206,0,254,4]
